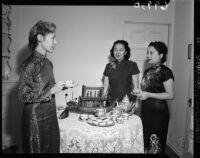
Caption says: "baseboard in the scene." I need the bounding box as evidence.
[2,145,18,153]
[167,142,182,157]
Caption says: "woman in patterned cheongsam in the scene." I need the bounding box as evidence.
[18,20,66,153]
[134,41,174,154]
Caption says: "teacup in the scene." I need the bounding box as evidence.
[112,108,122,116]
[116,117,124,124]
[95,108,106,117]
[112,114,118,121]
[80,114,88,120]
[122,113,129,120]
[105,112,112,119]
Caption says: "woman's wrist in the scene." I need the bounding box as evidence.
[147,92,152,98]
[50,88,54,95]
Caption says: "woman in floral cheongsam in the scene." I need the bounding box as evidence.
[18,20,67,153]
[134,41,174,154]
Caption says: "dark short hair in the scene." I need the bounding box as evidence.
[110,40,131,60]
[28,20,56,51]
[148,41,168,63]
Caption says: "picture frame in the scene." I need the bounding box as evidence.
[188,44,192,60]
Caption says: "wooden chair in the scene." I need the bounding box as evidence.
[81,85,104,98]
[78,85,108,113]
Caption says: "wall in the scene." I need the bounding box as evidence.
[9,4,175,106]
[168,0,194,156]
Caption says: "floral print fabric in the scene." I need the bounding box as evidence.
[18,51,60,153]
[140,64,174,154]
[141,64,174,93]
[18,51,54,103]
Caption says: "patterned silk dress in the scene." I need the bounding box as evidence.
[140,64,174,154]
[18,51,60,153]
[103,60,140,102]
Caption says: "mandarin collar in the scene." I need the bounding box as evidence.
[115,59,125,64]
[152,63,161,69]
[34,51,47,59]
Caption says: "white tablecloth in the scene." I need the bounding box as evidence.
[57,111,144,153]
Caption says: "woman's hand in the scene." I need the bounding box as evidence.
[132,89,141,97]
[133,90,149,100]
[139,91,150,100]
[56,81,66,90]
[50,84,63,95]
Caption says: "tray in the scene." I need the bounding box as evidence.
[78,114,96,121]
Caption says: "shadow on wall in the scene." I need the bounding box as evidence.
[4,45,32,152]
[15,44,32,75]
[5,82,23,151]
[101,54,114,85]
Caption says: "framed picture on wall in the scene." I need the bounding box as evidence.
[188,44,192,60]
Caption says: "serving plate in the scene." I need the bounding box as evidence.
[57,80,78,89]
[87,118,115,127]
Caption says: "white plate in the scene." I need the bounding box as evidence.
[65,80,79,88]
[57,80,78,89]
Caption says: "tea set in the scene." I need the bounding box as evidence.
[79,104,131,127]
[78,94,137,126]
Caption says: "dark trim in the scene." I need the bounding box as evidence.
[2,145,18,153]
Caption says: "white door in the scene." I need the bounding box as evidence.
[123,22,169,85]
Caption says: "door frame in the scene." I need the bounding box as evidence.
[183,43,194,158]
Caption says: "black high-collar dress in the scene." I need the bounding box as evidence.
[140,64,174,154]
[103,59,140,102]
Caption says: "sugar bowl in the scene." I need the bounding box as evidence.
[94,108,106,117]
[122,113,129,120]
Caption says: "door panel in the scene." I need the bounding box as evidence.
[123,22,169,85]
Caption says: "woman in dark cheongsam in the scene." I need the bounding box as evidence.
[135,41,174,154]
[18,20,66,153]
[103,40,140,108]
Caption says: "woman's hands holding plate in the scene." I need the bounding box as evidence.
[57,80,78,90]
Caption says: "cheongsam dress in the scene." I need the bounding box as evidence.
[140,64,174,154]
[103,60,140,102]
[18,51,60,153]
